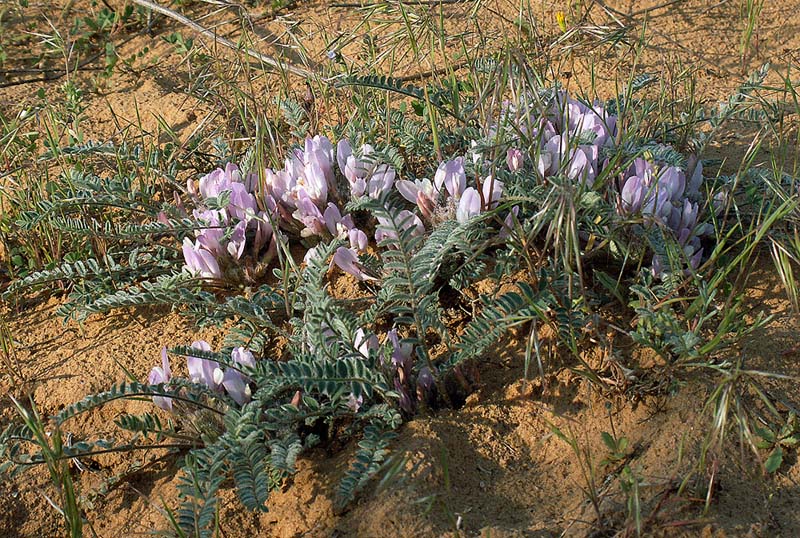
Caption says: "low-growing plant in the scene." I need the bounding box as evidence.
[1,38,799,537]
[756,410,800,474]
[2,398,85,537]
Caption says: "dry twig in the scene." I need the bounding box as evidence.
[130,0,313,78]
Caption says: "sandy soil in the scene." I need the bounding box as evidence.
[1,0,800,537]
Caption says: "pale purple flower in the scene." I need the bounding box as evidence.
[685,155,704,195]
[304,245,322,265]
[536,152,553,177]
[231,347,256,369]
[456,178,503,223]
[186,177,199,197]
[620,175,645,214]
[567,102,617,147]
[182,238,222,279]
[481,177,504,210]
[619,159,653,216]
[285,148,305,182]
[293,191,326,237]
[336,139,353,177]
[631,158,654,181]
[416,366,435,405]
[688,245,703,270]
[395,377,415,414]
[264,168,291,208]
[535,118,558,143]
[193,209,226,256]
[668,199,699,236]
[222,369,251,406]
[253,210,274,253]
[274,139,331,209]
[386,329,415,413]
[624,159,671,219]
[148,347,173,411]
[469,140,483,167]
[506,148,524,172]
[617,154,709,279]
[226,182,258,222]
[542,134,567,176]
[500,206,520,239]
[541,133,597,185]
[366,164,396,198]
[323,203,344,236]
[396,178,439,220]
[387,329,414,375]
[434,158,467,199]
[551,92,597,135]
[299,161,329,207]
[712,190,728,216]
[333,247,377,281]
[566,147,595,185]
[622,160,685,218]
[305,135,335,185]
[417,367,434,391]
[226,220,247,260]
[375,210,425,244]
[197,163,239,199]
[658,166,686,203]
[347,393,364,412]
[187,340,222,391]
[263,192,279,215]
[348,228,368,252]
[192,207,227,224]
[338,140,375,198]
[652,255,665,280]
[354,328,379,358]
[395,179,425,204]
[580,144,600,178]
[323,203,354,238]
[641,183,674,221]
[456,187,482,223]
[243,171,259,193]
[222,347,256,406]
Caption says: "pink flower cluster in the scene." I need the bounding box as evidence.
[181,129,524,283]
[497,90,715,275]
[149,327,437,414]
[350,327,434,414]
[500,91,617,186]
[395,157,505,225]
[619,156,713,275]
[260,136,385,281]
[183,163,276,279]
[148,342,258,410]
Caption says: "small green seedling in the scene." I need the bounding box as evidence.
[600,431,630,467]
[756,411,799,474]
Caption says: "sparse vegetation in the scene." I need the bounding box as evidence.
[0,1,799,537]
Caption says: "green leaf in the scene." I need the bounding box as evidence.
[755,426,776,444]
[601,431,616,451]
[336,424,396,508]
[765,446,783,474]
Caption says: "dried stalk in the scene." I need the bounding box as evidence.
[130,0,313,79]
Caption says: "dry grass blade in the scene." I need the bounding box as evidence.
[130,0,313,78]
[0,309,24,386]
